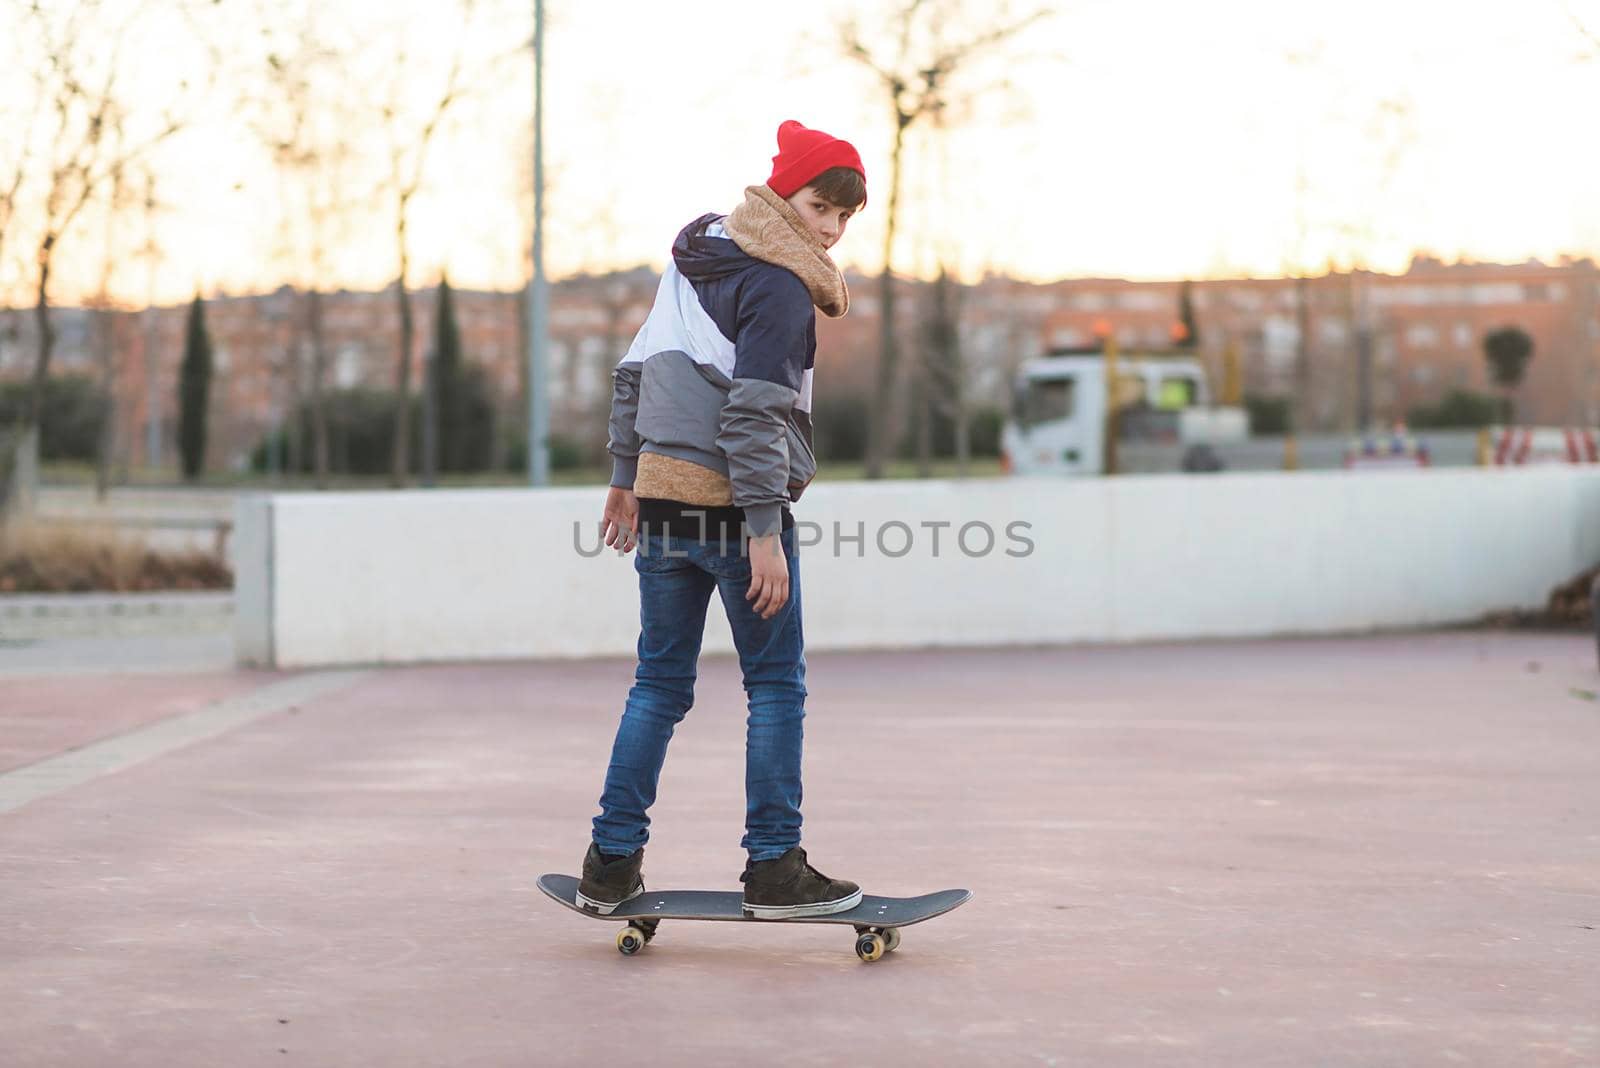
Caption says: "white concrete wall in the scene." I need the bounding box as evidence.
[233,495,274,666]
[234,468,1600,669]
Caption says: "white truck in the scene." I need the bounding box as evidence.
[1000,348,1248,476]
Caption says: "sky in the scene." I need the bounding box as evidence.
[3,0,1600,307]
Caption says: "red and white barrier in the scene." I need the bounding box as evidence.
[1490,426,1600,465]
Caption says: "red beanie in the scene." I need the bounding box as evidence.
[766,120,867,202]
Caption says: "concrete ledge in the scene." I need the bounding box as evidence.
[0,591,234,640]
[234,468,1600,669]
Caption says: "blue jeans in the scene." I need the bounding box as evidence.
[592,525,805,863]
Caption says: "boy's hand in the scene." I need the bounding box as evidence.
[602,487,639,553]
[746,533,789,620]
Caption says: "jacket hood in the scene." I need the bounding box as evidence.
[671,213,754,284]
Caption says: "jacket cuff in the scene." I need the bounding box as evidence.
[743,502,782,538]
[610,454,638,490]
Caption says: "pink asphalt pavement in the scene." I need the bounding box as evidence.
[2,631,1597,1065]
[1,671,271,774]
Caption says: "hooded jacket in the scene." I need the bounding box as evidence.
[607,214,818,538]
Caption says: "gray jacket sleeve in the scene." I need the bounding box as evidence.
[716,272,811,538]
[718,378,798,537]
[607,363,644,489]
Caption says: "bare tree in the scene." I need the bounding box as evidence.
[15,1,192,433]
[1334,95,1415,431]
[0,4,53,510]
[88,161,146,500]
[133,170,168,475]
[1562,6,1600,424]
[1282,40,1323,435]
[569,88,637,459]
[248,5,363,488]
[0,8,50,306]
[375,25,473,488]
[839,1,1050,478]
[920,265,968,476]
[1282,33,1418,432]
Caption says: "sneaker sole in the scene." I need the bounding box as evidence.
[742,888,863,920]
[575,882,644,916]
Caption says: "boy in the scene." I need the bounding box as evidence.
[578,120,868,920]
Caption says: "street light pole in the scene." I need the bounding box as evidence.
[142,174,161,473]
[527,0,550,486]
[1102,333,1119,477]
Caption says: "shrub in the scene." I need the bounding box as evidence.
[1407,389,1501,429]
[0,520,231,593]
[1244,393,1293,435]
[251,387,417,475]
[0,376,109,462]
[811,390,870,462]
[505,431,594,473]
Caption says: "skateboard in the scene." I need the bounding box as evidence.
[537,873,971,963]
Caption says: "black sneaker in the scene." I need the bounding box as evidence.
[576,843,645,915]
[741,846,862,919]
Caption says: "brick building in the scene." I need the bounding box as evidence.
[1,255,1595,472]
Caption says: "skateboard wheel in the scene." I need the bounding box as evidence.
[617,926,647,956]
[855,932,885,963]
[883,928,901,953]
[638,919,659,943]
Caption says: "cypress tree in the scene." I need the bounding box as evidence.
[177,295,214,482]
[432,277,466,472]
[1483,325,1534,423]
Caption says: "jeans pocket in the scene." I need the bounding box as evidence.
[634,534,687,574]
[711,543,753,583]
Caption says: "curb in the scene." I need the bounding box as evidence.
[0,591,234,640]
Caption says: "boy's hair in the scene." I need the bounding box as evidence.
[807,166,867,211]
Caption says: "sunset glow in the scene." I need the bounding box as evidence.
[3,0,1599,308]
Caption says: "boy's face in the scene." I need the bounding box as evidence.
[785,185,856,251]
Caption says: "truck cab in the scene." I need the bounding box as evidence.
[1001,348,1241,476]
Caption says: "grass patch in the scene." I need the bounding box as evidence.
[43,458,1008,491]
[0,519,232,594]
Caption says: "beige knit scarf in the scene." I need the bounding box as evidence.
[723,185,850,318]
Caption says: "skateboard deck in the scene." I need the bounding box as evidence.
[537,873,971,962]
